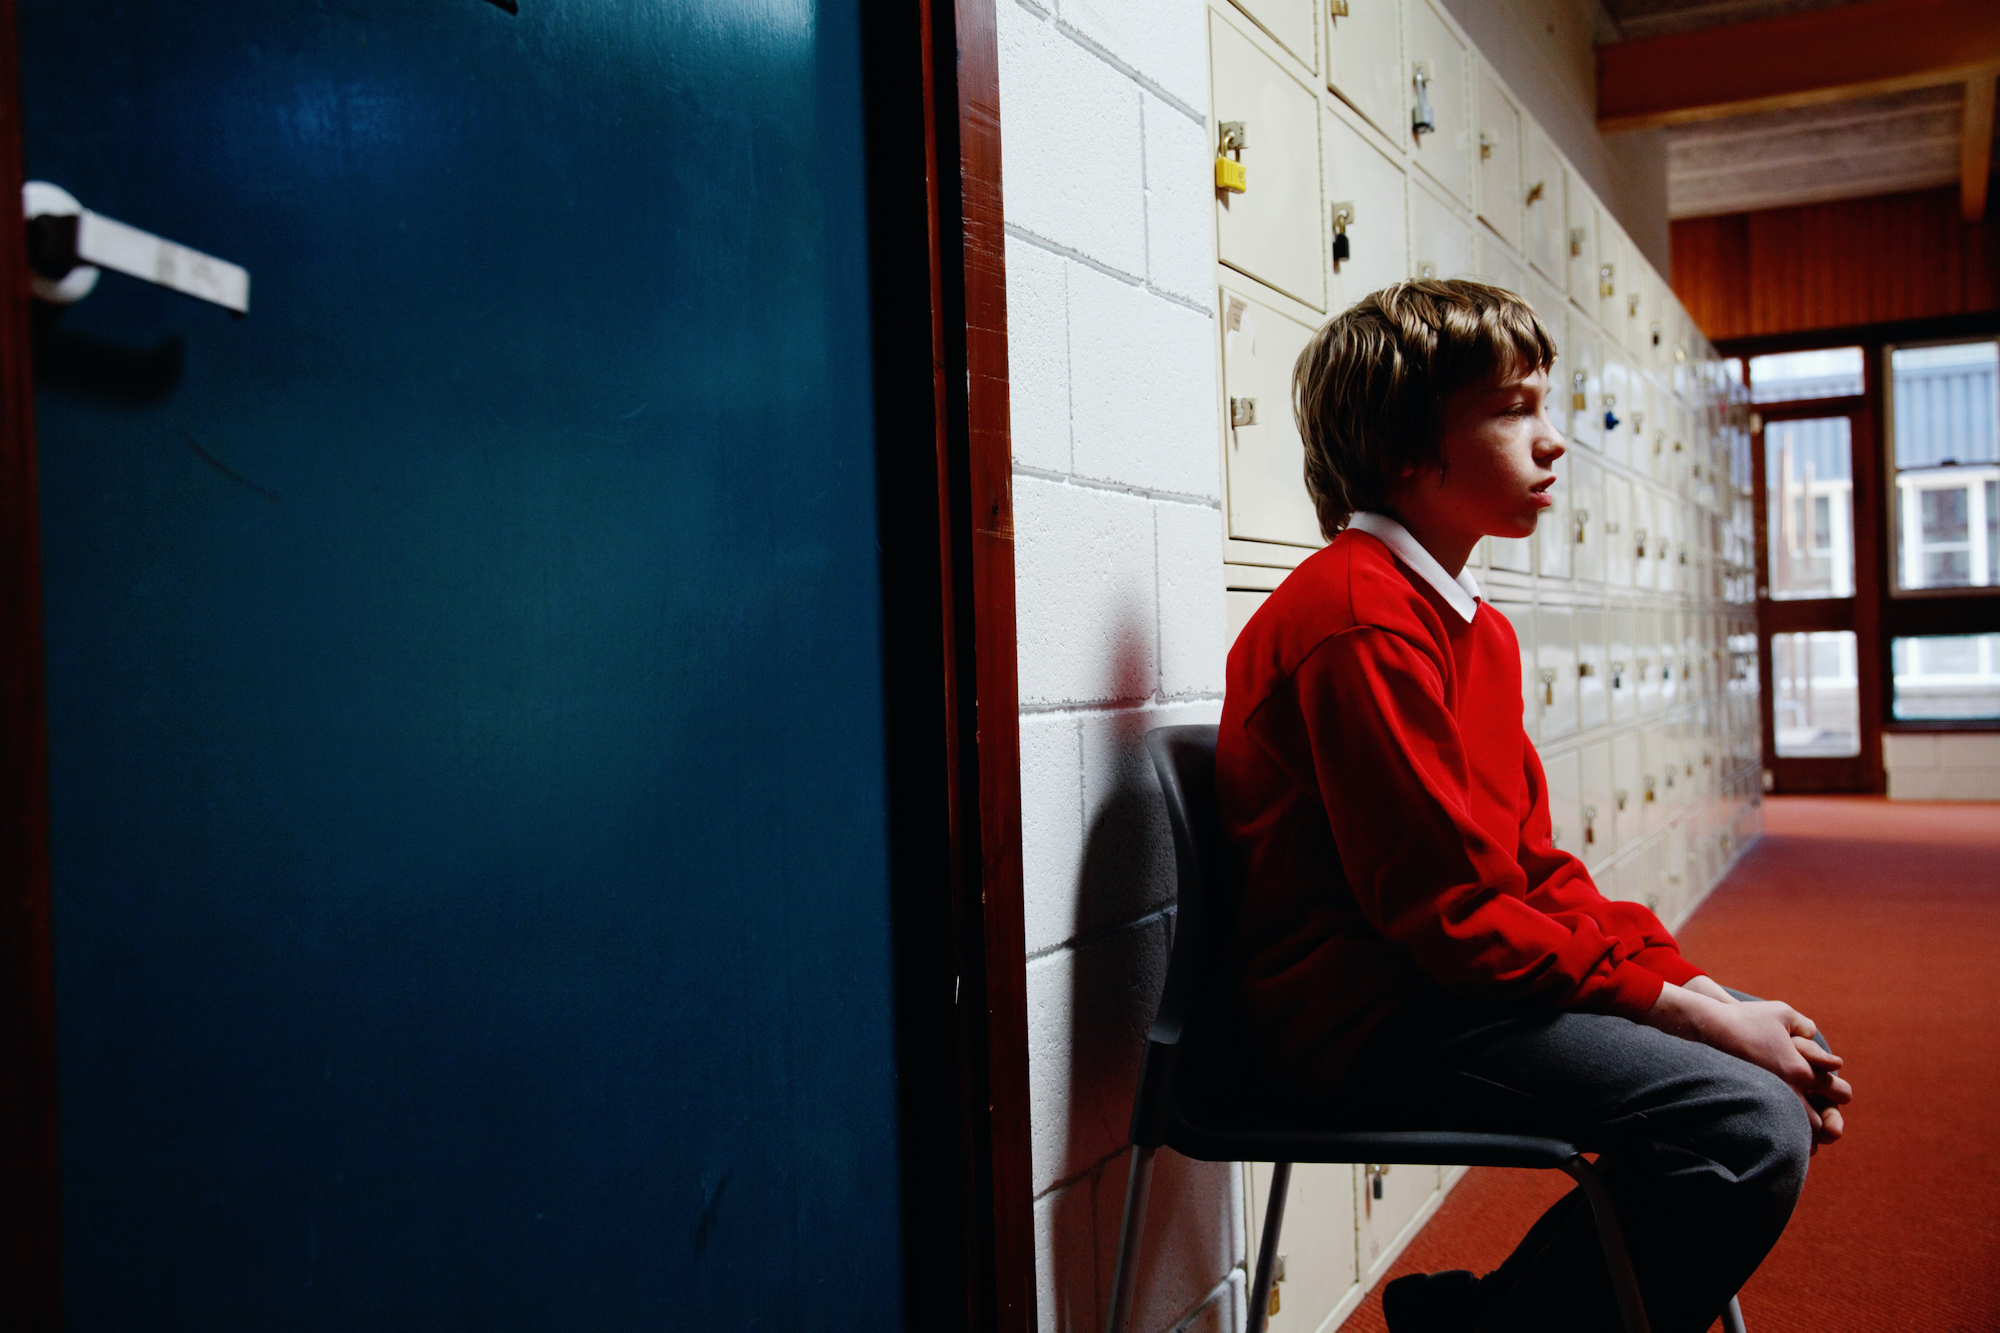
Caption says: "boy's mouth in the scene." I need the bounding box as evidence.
[1530,476,1556,506]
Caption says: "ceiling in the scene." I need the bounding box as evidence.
[1596,0,1997,218]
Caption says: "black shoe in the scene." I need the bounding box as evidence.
[1382,1269,1486,1333]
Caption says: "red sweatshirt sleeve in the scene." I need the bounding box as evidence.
[1511,741,1707,987]
[1273,626,1668,1017]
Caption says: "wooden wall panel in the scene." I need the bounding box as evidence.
[1672,186,2000,340]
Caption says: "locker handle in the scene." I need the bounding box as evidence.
[1615,788,1628,811]
[1411,63,1436,137]
[24,181,249,314]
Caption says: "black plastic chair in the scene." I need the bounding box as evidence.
[1103,725,1748,1333]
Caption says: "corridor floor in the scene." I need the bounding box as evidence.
[1336,796,2000,1333]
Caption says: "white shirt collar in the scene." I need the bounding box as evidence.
[1346,511,1482,624]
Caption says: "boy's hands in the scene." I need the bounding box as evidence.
[1644,985,1852,1150]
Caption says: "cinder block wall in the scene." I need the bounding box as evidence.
[997,2,1242,1330]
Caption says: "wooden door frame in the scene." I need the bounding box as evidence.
[0,2,1036,1328]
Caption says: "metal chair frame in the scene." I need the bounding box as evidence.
[1103,725,1747,1333]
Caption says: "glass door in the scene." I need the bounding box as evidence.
[1749,350,1883,791]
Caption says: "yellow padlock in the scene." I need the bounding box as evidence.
[1215,156,1247,193]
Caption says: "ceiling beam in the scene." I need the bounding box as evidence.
[1964,71,1996,223]
[1597,0,2000,133]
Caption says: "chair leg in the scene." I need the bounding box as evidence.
[1104,1145,1157,1333]
[1245,1162,1293,1333]
[1721,1294,1748,1333]
[1559,1155,1651,1333]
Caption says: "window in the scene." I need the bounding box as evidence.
[1771,630,1860,756]
[1889,339,2000,593]
[1891,634,2000,720]
[1748,347,1863,403]
[1764,417,1853,599]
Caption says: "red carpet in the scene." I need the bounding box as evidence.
[1336,796,2000,1333]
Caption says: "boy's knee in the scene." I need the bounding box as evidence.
[1727,1068,1812,1205]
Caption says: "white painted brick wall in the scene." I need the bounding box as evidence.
[1000,1,1235,1328]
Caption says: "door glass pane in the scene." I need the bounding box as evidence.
[1892,634,2000,720]
[1764,417,1853,599]
[1748,347,1862,403]
[1772,631,1860,756]
[1890,339,2000,592]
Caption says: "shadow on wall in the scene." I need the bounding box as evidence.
[1044,701,1243,1333]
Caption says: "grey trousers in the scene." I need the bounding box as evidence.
[1334,985,1815,1333]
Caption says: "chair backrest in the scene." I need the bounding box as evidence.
[1130,724,1232,1148]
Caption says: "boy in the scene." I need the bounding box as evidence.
[1214,281,1851,1332]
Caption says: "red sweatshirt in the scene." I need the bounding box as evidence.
[1215,515,1703,1091]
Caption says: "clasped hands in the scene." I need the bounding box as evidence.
[1646,975,1851,1151]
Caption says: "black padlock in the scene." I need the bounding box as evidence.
[1333,231,1350,263]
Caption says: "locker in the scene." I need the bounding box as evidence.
[1478,226,1528,298]
[1523,127,1566,282]
[1536,604,1578,742]
[1495,600,1536,740]
[1327,0,1403,144]
[1580,740,1614,864]
[1634,607,1661,713]
[1323,103,1409,312]
[1234,0,1318,72]
[1404,0,1471,207]
[1544,748,1582,857]
[1245,1161,1360,1333]
[1473,65,1522,252]
[1565,324,1601,453]
[1576,603,1609,732]
[1609,604,1636,723]
[1616,851,1649,907]
[1536,456,1573,580]
[1359,1162,1442,1278]
[1571,454,1604,584]
[1213,14,1327,309]
[1564,174,1597,310]
[1222,287,1324,546]
[1227,587,1270,648]
[1408,175,1473,281]
[1600,353,1631,469]
[1595,222,1627,342]
[1612,730,1643,846]
[1603,473,1633,588]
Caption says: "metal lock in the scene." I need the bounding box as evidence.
[1479,130,1496,160]
[1652,321,1663,347]
[1416,259,1439,280]
[1268,1254,1287,1315]
[1644,775,1657,802]
[1526,180,1545,205]
[1635,530,1647,558]
[1215,122,1248,193]
[1332,202,1356,264]
[1611,661,1625,689]
[1599,262,1615,298]
[1570,227,1586,258]
[1411,63,1436,137]
[1583,805,1596,844]
[1230,397,1257,428]
[1574,508,1590,544]
[1571,370,1587,412]
[1539,667,1557,706]
[1330,0,1349,15]
[1615,788,1629,811]
[1628,292,1642,318]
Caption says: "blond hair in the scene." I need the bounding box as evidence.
[1293,279,1556,540]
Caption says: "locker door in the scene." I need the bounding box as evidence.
[1236,0,1319,71]
[1222,288,1324,546]
[1245,1161,1360,1333]
[1359,1164,1442,1279]
[1474,65,1522,252]
[1404,0,1470,207]
[1496,601,1537,740]
[1566,324,1601,454]
[1600,353,1631,469]
[1327,0,1404,144]
[1479,228,1529,297]
[1595,222,1625,339]
[1324,103,1409,312]
[1409,175,1474,280]
[1609,603,1636,723]
[1213,13,1327,309]
[1572,455,1604,584]
[1544,749,1582,856]
[1577,603,1609,732]
[1524,128,1566,281]
[1489,531,1534,575]
[1227,588,1271,648]
[1617,852,1650,907]
[1537,604,1579,742]
[1612,730,1643,848]
[1537,455,1574,580]
[1529,273,1568,420]
[1564,177,1597,309]
[1580,740,1615,863]
[1604,473,1634,588]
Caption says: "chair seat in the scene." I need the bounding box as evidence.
[1160,1122,1584,1170]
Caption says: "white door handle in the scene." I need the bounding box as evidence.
[24,181,249,315]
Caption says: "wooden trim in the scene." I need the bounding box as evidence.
[943,3,1036,1329]
[1596,0,2000,132]
[1715,310,2000,361]
[1963,72,1996,224]
[0,0,63,1323]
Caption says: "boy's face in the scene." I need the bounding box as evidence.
[1400,363,1565,543]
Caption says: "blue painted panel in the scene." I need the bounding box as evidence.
[22,2,903,1327]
